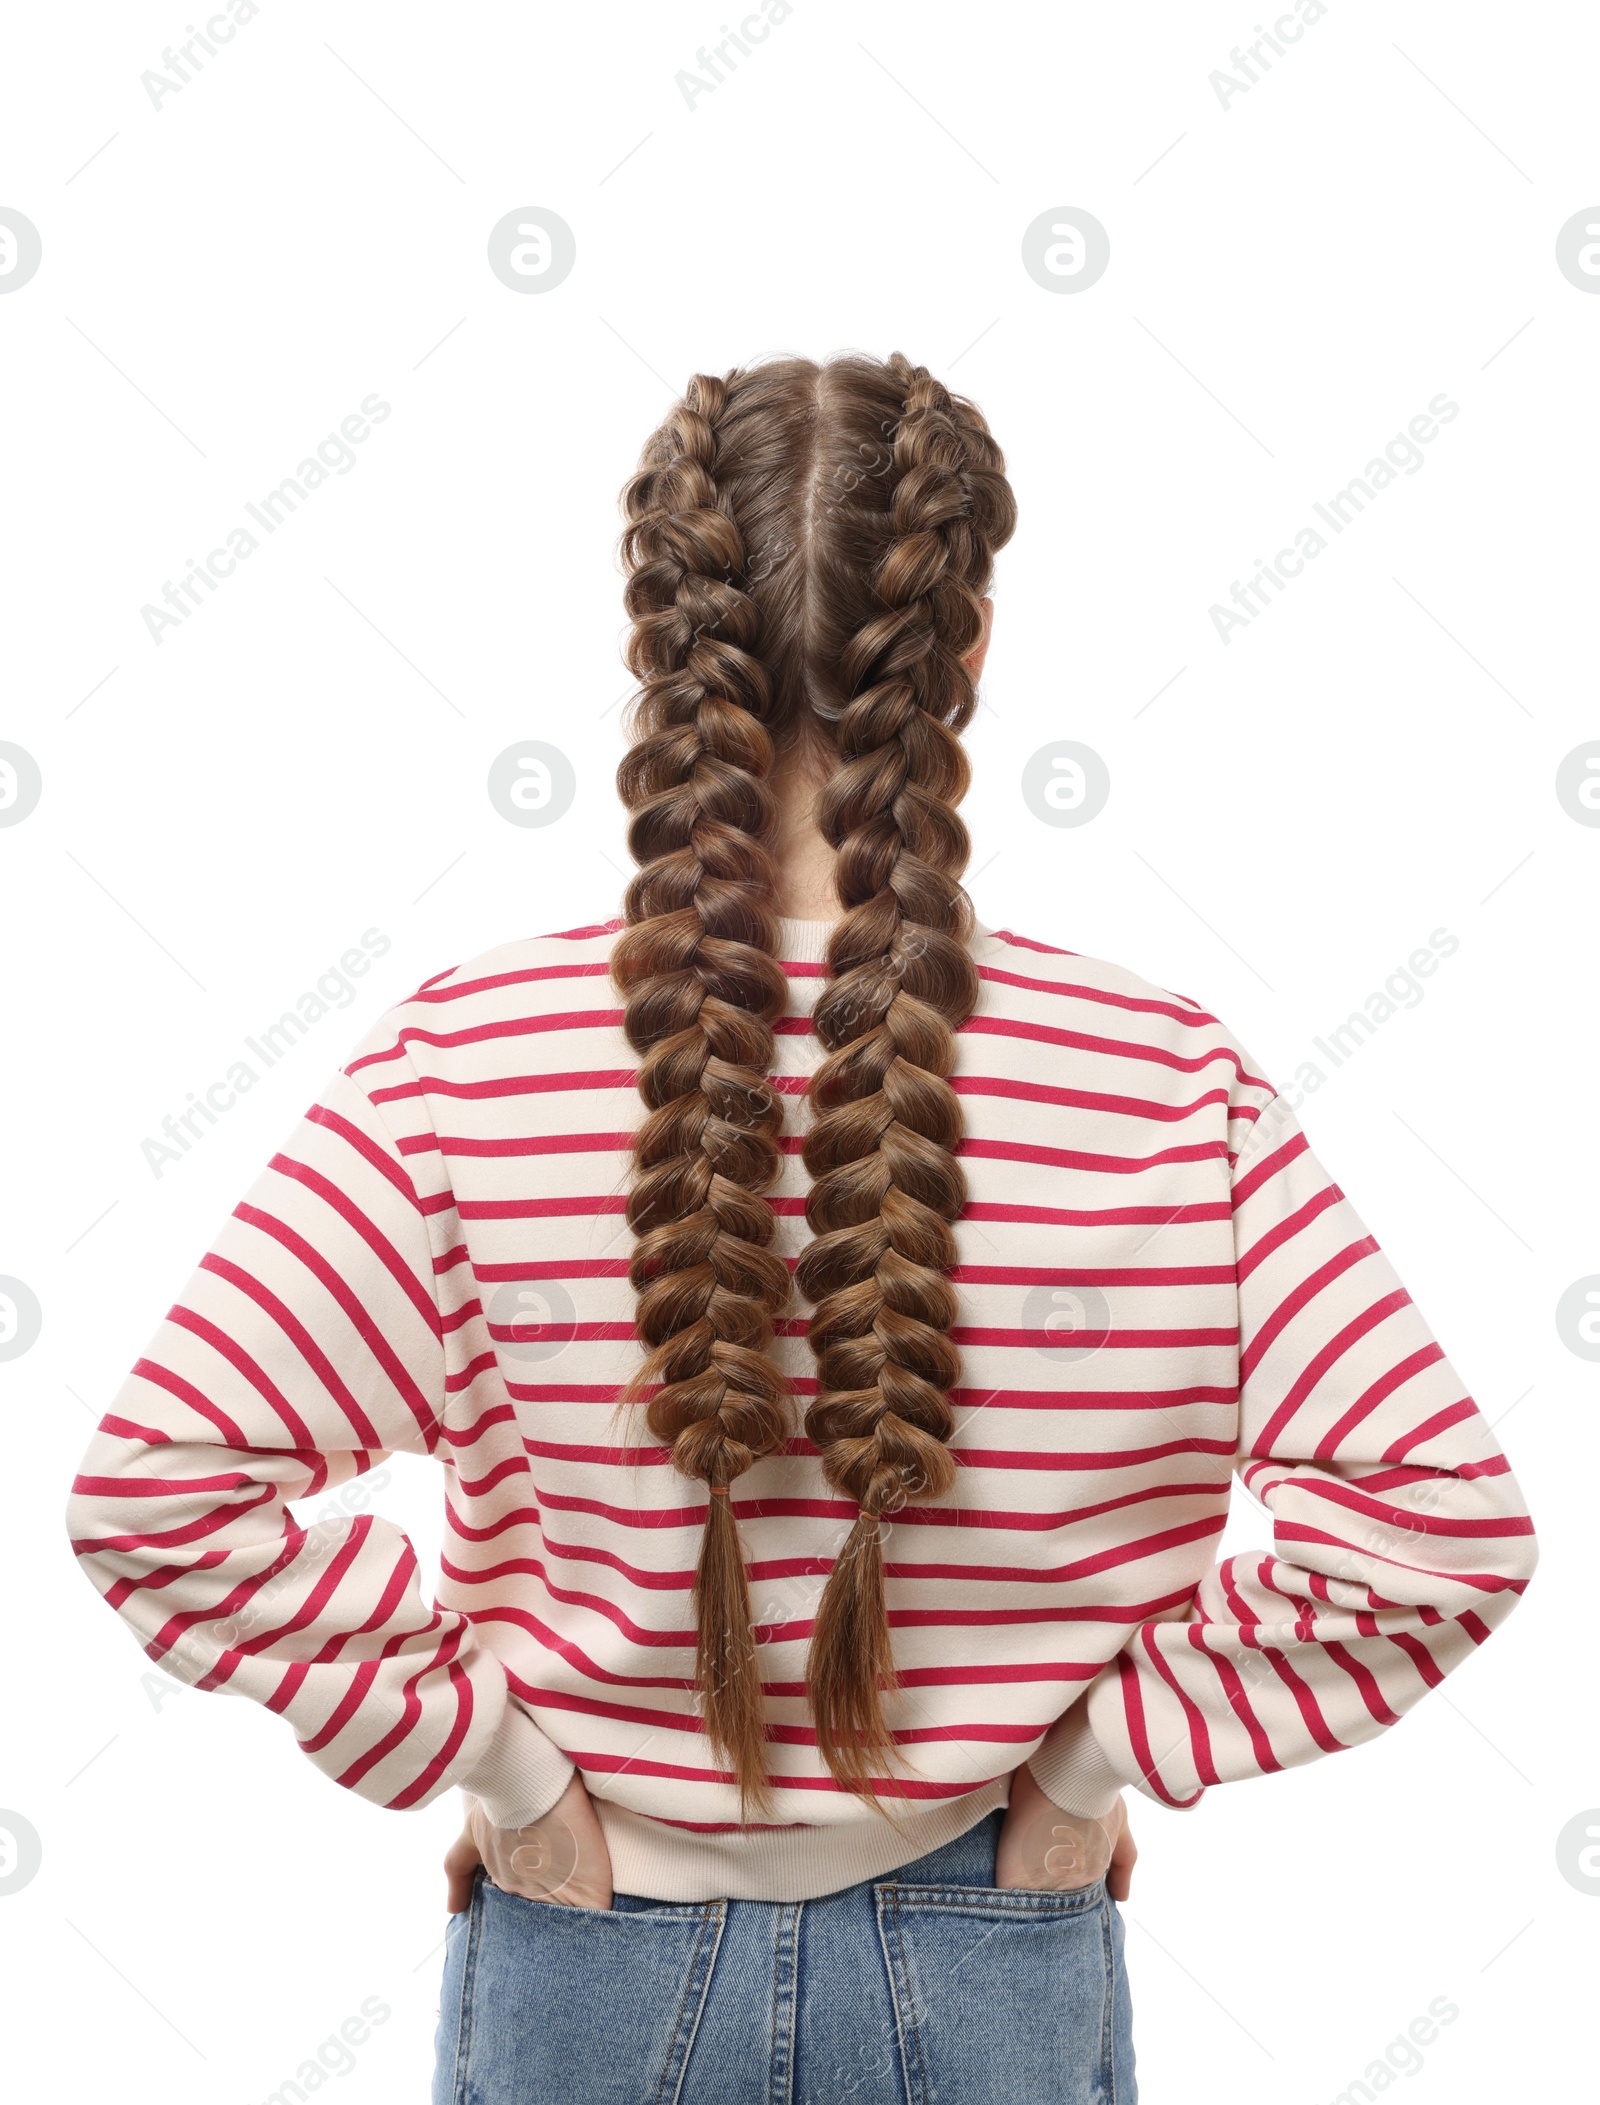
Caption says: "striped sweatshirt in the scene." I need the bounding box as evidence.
[67,916,1538,1902]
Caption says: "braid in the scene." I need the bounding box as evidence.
[613,355,1016,1819]
[613,373,791,1814]
[796,358,1014,1795]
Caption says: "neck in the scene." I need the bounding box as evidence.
[770,751,840,921]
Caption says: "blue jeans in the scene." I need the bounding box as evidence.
[433,1808,1136,2103]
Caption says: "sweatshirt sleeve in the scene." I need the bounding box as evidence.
[1031,1087,1538,1816]
[66,1056,573,1829]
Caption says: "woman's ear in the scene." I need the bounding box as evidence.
[965,596,994,682]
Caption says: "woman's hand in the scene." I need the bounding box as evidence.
[445,1771,614,1913]
[996,1761,1137,1900]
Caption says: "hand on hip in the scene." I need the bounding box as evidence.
[445,1772,615,1912]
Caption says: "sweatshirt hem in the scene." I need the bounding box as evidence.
[593,1777,1011,1903]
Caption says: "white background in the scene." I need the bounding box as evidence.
[2,2,1594,2098]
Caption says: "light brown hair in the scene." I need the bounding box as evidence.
[612,353,1017,1813]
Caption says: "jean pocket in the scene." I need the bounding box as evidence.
[434,1875,725,2105]
[873,1880,1129,2105]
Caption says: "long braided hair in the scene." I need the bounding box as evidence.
[613,355,1016,1812]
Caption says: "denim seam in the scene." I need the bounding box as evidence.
[654,1899,725,2105]
[1097,1896,1116,2102]
[450,1872,485,2105]
[878,1881,1105,1917]
[768,1901,801,2105]
[885,1884,929,2105]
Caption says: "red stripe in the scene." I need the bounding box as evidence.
[1142,1627,1219,1786]
[1272,1523,1527,1595]
[432,1130,631,1159]
[550,1744,1000,1799]
[1189,1628,1280,1774]
[957,1136,1226,1176]
[1322,1640,1397,1728]
[1117,1650,1202,1808]
[951,1073,1235,1122]
[975,961,1227,1032]
[954,1323,1236,1351]
[965,1012,1257,1078]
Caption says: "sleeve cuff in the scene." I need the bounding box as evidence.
[1028,1704,1127,1818]
[455,1701,575,1830]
